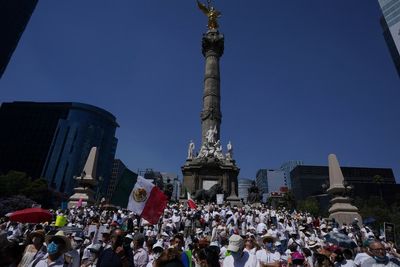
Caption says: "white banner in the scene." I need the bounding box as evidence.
[216,194,224,205]
[203,180,218,190]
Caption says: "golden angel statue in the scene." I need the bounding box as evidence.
[197,0,221,30]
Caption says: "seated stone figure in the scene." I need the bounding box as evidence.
[193,183,224,202]
[247,181,260,204]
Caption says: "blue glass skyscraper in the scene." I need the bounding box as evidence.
[379,0,400,76]
[0,101,118,198]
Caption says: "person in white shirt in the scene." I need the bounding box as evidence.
[256,222,267,235]
[223,234,257,267]
[243,238,257,256]
[255,236,280,267]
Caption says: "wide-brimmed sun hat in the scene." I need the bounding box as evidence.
[30,230,45,241]
[45,230,71,253]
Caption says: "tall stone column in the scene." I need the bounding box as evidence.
[200,29,224,144]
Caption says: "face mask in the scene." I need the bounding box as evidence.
[373,255,389,264]
[231,251,242,260]
[265,243,273,250]
[130,241,135,249]
[153,252,161,260]
[48,241,59,255]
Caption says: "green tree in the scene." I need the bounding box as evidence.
[21,178,49,205]
[0,171,30,197]
[0,171,50,207]
[280,190,296,211]
[355,196,400,244]
[297,198,320,216]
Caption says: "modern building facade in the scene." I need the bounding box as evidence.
[290,165,398,204]
[255,169,269,194]
[238,178,254,202]
[106,159,127,202]
[161,172,180,201]
[379,0,400,76]
[280,160,303,188]
[0,102,118,197]
[266,169,286,193]
[0,0,38,78]
[256,161,303,195]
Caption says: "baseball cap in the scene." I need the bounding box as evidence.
[227,234,244,252]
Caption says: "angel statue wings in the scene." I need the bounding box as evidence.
[197,0,221,30]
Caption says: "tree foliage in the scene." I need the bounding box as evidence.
[297,198,320,216]
[0,171,30,197]
[355,196,400,244]
[0,171,49,207]
[280,190,296,211]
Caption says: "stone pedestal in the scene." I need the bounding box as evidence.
[327,154,362,226]
[68,187,96,208]
[68,147,99,208]
[182,157,239,199]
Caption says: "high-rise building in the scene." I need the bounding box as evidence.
[0,0,38,78]
[290,165,399,205]
[106,159,127,202]
[238,178,254,202]
[280,160,303,188]
[266,169,286,193]
[172,177,181,201]
[0,102,118,196]
[161,172,180,201]
[378,0,400,76]
[255,169,268,194]
[256,161,303,194]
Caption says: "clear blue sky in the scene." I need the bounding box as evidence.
[1,1,399,181]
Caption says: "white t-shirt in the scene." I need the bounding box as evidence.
[223,251,257,267]
[334,259,357,267]
[255,249,281,266]
[256,223,267,234]
[267,228,278,238]
[354,252,372,266]
[243,247,257,255]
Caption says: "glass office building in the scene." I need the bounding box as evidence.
[0,102,118,197]
[379,0,400,76]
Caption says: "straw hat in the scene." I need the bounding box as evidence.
[45,230,72,253]
[261,235,276,243]
[30,230,45,241]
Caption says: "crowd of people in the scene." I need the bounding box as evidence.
[0,202,399,267]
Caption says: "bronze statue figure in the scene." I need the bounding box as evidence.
[247,181,260,203]
[193,183,225,202]
[197,0,221,30]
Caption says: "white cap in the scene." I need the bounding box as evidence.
[227,234,244,252]
[153,241,164,249]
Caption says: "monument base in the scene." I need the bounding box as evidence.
[328,196,362,226]
[226,196,242,207]
[181,157,239,200]
[329,212,362,226]
[68,187,96,209]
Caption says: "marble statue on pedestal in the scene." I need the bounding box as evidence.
[181,2,239,204]
[226,141,233,159]
[187,140,195,159]
[206,125,217,144]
